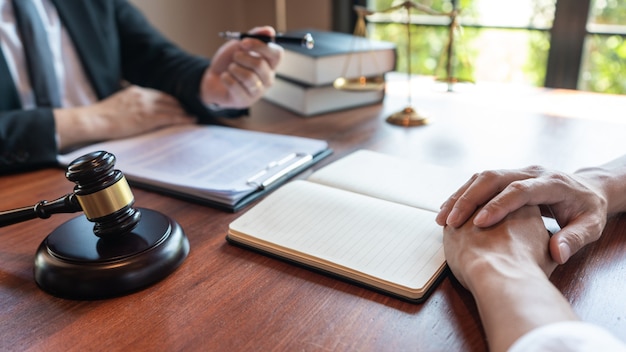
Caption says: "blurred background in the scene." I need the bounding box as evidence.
[130,0,625,95]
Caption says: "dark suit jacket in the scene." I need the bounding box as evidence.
[0,0,242,173]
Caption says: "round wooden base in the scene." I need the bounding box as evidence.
[34,208,189,300]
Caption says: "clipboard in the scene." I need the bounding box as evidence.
[132,148,332,212]
[57,125,332,212]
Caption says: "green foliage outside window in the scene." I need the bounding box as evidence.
[589,0,626,25]
[580,35,626,94]
[366,0,625,94]
[368,0,476,83]
[580,0,626,94]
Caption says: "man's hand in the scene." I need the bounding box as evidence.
[54,85,195,150]
[443,205,557,289]
[436,165,608,264]
[443,206,578,352]
[200,26,283,109]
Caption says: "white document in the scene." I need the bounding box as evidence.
[58,125,329,207]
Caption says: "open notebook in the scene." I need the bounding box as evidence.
[227,150,474,302]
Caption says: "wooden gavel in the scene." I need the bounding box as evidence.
[0,150,141,238]
[0,150,189,300]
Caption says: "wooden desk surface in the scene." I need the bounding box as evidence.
[2,77,626,351]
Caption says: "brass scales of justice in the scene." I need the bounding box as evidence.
[333,1,471,127]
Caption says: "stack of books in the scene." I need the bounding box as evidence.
[263,29,396,116]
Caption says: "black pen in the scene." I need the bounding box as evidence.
[219,31,314,49]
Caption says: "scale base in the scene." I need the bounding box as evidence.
[34,208,189,300]
[386,106,429,127]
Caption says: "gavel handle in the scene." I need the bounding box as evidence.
[0,193,82,228]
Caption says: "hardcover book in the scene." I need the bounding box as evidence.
[275,29,396,86]
[263,75,385,116]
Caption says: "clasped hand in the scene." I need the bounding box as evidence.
[443,205,556,290]
[436,165,609,264]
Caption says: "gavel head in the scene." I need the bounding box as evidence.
[65,151,141,239]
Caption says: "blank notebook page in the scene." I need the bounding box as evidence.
[307,150,472,212]
[229,180,445,292]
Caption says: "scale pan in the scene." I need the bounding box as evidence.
[333,76,385,92]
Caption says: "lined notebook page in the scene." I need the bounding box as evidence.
[307,150,472,212]
[228,180,446,298]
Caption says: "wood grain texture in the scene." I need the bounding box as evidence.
[1,76,625,351]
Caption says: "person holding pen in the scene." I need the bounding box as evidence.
[0,0,283,173]
[438,155,626,350]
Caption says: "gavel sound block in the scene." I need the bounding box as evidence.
[0,151,189,300]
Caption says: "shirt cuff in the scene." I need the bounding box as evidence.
[508,321,626,352]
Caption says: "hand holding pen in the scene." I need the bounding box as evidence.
[219,31,314,49]
[202,26,283,108]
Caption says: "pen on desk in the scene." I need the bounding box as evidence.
[219,31,314,49]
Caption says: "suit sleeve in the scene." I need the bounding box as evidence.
[0,109,58,173]
[113,0,247,122]
[0,0,245,173]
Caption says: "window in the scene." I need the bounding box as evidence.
[338,0,626,94]
[580,0,626,94]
